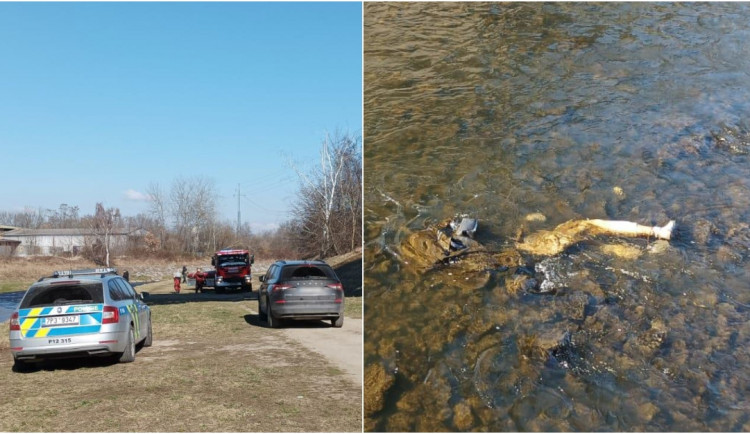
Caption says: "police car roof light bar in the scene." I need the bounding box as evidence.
[40,268,119,281]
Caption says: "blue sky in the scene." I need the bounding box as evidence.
[0,2,362,232]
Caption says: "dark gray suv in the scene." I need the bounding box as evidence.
[258,260,344,328]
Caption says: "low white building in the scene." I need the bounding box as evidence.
[0,238,21,256]
[2,228,149,256]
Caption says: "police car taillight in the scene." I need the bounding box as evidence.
[9,312,20,331]
[102,306,119,324]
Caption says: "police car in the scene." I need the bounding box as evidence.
[9,268,152,371]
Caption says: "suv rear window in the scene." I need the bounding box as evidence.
[20,282,104,308]
[281,265,337,280]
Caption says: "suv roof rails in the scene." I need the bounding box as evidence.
[276,259,327,265]
[37,268,118,282]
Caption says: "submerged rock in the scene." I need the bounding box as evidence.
[525,212,548,222]
[560,291,590,321]
[364,363,396,417]
[692,218,720,245]
[453,401,475,431]
[599,243,643,260]
[518,325,572,361]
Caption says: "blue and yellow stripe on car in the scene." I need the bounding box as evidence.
[18,304,103,338]
[124,303,141,339]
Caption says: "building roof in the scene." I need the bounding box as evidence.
[0,225,19,232]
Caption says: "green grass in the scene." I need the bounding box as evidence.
[345,296,362,318]
[0,281,30,293]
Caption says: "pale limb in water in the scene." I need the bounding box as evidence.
[516,219,676,256]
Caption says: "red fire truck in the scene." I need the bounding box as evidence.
[213,248,254,292]
[189,248,254,292]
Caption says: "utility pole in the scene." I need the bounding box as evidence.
[235,183,241,234]
[234,183,248,235]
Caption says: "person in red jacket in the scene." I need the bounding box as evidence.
[194,268,205,293]
[173,271,181,294]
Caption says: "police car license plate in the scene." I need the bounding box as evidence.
[42,315,79,327]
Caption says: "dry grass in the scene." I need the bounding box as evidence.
[0,255,268,294]
[0,251,360,294]
[0,256,98,292]
[0,279,362,432]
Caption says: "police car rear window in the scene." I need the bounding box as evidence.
[20,282,104,308]
[282,265,337,280]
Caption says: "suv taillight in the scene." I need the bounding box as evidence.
[9,312,20,331]
[327,283,344,303]
[271,284,292,292]
[102,306,119,324]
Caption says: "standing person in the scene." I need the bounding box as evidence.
[194,268,205,293]
[182,265,187,283]
[123,270,130,282]
[173,270,181,294]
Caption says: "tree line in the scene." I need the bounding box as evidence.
[0,131,362,263]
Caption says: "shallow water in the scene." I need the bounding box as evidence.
[364,3,750,431]
[0,291,24,323]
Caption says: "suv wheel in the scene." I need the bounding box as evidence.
[331,316,344,328]
[266,299,279,328]
[119,326,136,363]
[258,297,267,321]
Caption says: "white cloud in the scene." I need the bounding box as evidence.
[124,189,152,202]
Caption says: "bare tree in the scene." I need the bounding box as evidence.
[0,208,47,229]
[46,204,81,228]
[290,130,362,258]
[169,176,218,255]
[336,137,363,252]
[89,203,121,267]
[146,182,169,248]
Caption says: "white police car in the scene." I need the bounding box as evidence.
[9,268,152,371]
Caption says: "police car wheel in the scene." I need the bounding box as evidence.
[258,299,267,321]
[143,319,153,347]
[119,326,136,363]
[12,358,33,373]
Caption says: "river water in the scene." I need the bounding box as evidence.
[364,3,750,431]
[0,291,24,323]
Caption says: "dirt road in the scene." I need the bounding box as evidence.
[281,310,362,384]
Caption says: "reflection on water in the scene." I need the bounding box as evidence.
[364,2,750,431]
